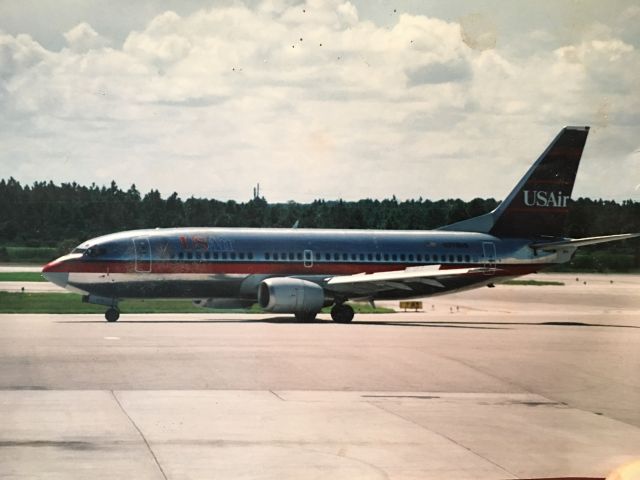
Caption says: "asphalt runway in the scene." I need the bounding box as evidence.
[1,274,639,479]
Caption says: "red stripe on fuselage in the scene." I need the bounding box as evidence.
[43,259,549,277]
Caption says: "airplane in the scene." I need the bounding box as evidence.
[42,126,639,323]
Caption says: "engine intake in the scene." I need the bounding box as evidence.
[258,278,327,314]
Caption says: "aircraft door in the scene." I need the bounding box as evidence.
[133,236,152,273]
[482,241,496,274]
[303,249,313,268]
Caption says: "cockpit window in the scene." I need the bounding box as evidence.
[72,247,86,254]
[83,247,107,257]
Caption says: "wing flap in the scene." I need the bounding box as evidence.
[325,265,485,296]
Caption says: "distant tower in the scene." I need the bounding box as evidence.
[253,183,261,199]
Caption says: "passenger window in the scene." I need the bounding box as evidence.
[342,253,348,261]
[221,252,228,260]
[178,252,184,259]
[334,253,339,261]
[187,252,193,260]
[391,254,397,261]
[465,255,470,262]
[213,252,219,260]
[325,253,331,261]
[449,254,454,262]
[351,253,357,261]
[239,252,245,260]
[204,252,210,260]
[288,252,294,261]
[359,253,365,261]
[248,252,253,260]
[315,252,321,260]
[265,252,270,260]
[457,254,462,262]
[195,252,201,259]
[375,253,381,261]
[408,254,414,261]
[416,254,422,261]
[367,253,373,261]
[400,254,406,261]
[383,253,389,261]
[296,252,302,260]
[273,252,278,260]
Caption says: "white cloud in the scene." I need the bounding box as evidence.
[63,22,110,53]
[0,32,50,79]
[0,1,639,203]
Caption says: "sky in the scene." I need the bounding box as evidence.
[1,0,639,202]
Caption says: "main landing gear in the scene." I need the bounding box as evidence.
[105,308,120,322]
[331,303,354,323]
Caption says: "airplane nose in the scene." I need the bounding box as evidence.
[42,260,69,288]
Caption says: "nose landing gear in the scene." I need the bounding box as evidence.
[82,295,120,322]
[105,308,120,322]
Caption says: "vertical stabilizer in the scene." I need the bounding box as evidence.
[439,126,590,238]
[490,126,589,237]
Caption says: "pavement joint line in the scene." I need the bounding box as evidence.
[368,400,519,479]
[269,390,285,401]
[111,390,168,480]
[441,353,539,397]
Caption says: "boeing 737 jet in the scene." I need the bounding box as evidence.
[42,126,639,322]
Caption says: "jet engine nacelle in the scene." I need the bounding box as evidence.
[258,277,328,314]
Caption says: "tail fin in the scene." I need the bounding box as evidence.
[440,126,590,238]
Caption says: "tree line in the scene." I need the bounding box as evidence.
[0,178,638,270]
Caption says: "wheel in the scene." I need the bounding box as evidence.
[331,304,354,323]
[105,308,120,322]
[295,312,317,322]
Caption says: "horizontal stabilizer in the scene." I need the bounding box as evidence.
[530,233,640,251]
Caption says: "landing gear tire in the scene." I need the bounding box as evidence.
[331,304,354,323]
[295,312,317,322]
[105,308,120,322]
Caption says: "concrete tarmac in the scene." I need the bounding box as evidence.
[0,263,43,273]
[1,274,639,479]
[0,281,65,293]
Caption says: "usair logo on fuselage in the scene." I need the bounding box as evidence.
[523,190,570,208]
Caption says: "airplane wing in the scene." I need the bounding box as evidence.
[530,233,640,251]
[324,265,487,297]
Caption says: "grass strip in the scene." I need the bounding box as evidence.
[0,292,201,314]
[0,292,394,314]
[0,272,46,282]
